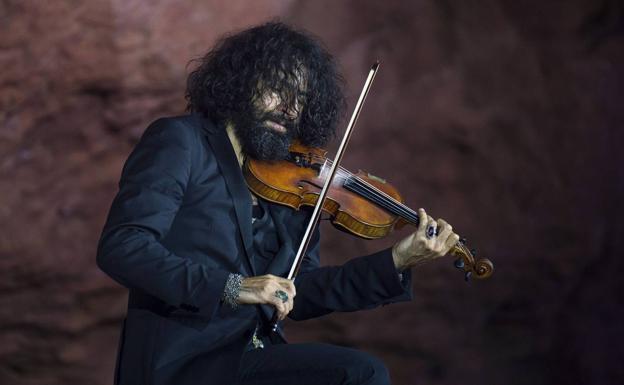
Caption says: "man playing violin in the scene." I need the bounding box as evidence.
[97,22,460,385]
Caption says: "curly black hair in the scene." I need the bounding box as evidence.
[185,22,345,148]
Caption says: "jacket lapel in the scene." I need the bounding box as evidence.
[199,115,256,276]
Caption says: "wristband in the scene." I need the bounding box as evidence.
[222,273,243,309]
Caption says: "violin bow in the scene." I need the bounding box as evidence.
[269,62,380,332]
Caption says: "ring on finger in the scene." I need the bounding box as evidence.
[274,290,289,303]
[426,222,438,239]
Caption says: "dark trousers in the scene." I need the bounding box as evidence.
[237,343,391,385]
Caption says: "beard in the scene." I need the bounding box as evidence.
[232,111,297,161]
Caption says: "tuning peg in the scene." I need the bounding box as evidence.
[464,271,472,282]
[459,237,467,245]
[454,258,465,269]
[470,248,477,257]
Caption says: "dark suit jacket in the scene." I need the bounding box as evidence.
[96,113,412,385]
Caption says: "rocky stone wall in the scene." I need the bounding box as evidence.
[1,1,622,384]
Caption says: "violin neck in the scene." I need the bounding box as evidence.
[342,177,421,226]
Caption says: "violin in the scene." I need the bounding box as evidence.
[244,141,494,281]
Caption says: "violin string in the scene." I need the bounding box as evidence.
[348,178,420,222]
[332,170,420,224]
[305,154,420,223]
[324,158,419,218]
[336,182,411,219]
[321,159,420,224]
[321,159,413,214]
[341,181,418,223]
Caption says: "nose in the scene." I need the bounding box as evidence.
[280,102,299,120]
[280,105,292,118]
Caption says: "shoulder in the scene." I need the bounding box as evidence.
[141,114,207,146]
[136,114,223,160]
[136,114,223,177]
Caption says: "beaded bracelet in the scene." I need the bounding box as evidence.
[222,273,243,309]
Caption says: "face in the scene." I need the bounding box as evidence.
[232,71,305,161]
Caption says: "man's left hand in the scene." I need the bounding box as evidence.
[392,208,460,271]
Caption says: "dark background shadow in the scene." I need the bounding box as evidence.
[1,1,622,384]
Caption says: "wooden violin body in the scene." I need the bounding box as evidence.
[244,142,494,280]
[245,143,405,239]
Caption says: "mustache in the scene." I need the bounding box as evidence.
[258,112,297,132]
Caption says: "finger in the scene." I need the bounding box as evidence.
[424,215,438,243]
[276,286,293,314]
[416,210,433,248]
[265,282,282,302]
[278,279,296,297]
[427,214,435,222]
[269,283,291,319]
[417,208,428,234]
[271,296,287,320]
[436,219,452,238]
[286,297,294,314]
[442,232,460,255]
[435,219,452,249]
[281,298,293,320]
[428,215,437,229]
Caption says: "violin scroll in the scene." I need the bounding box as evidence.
[451,239,494,281]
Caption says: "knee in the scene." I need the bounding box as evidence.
[344,350,391,385]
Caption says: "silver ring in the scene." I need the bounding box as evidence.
[426,223,437,239]
[274,290,289,303]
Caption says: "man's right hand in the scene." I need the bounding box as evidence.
[238,274,296,320]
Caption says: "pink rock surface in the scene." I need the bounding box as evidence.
[1,1,622,384]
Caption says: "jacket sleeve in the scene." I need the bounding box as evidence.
[288,225,413,321]
[96,118,230,319]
